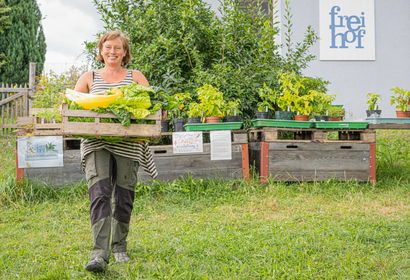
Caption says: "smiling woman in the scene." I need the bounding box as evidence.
[71,30,157,273]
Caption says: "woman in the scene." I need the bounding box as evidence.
[75,30,157,272]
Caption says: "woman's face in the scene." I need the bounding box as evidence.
[101,37,126,65]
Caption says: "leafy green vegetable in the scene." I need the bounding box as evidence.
[121,83,155,98]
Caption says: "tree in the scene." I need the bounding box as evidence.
[0,0,46,85]
[0,0,11,69]
[87,0,321,123]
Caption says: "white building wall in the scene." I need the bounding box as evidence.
[205,0,410,119]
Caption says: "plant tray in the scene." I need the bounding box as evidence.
[251,119,314,129]
[366,117,410,124]
[314,121,368,129]
[184,122,243,131]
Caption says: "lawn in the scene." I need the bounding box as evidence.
[0,130,410,279]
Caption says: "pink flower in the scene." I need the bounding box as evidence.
[41,86,46,89]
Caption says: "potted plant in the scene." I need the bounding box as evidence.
[390,87,410,118]
[171,92,191,131]
[37,109,62,124]
[328,106,345,121]
[311,91,337,121]
[292,94,313,121]
[275,71,306,120]
[197,84,225,123]
[223,99,242,122]
[256,84,275,119]
[187,102,203,123]
[366,93,382,118]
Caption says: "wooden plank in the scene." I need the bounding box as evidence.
[0,124,17,129]
[266,171,369,182]
[29,108,55,116]
[0,92,25,106]
[268,142,369,151]
[0,88,28,93]
[233,133,248,143]
[368,123,410,129]
[242,144,250,182]
[24,150,84,186]
[268,150,369,172]
[63,122,160,137]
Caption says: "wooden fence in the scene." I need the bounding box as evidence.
[0,63,36,135]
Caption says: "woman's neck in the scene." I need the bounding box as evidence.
[101,65,125,74]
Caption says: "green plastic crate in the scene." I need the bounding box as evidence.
[252,119,314,129]
[184,122,243,131]
[314,121,368,129]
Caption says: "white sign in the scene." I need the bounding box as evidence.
[17,136,64,168]
[319,0,375,60]
[172,131,203,154]
[210,130,232,161]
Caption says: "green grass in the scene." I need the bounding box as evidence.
[1,131,410,279]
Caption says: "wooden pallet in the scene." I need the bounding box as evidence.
[248,127,376,143]
[249,141,376,183]
[61,103,161,138]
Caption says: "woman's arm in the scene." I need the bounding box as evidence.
[132,70,149,87]
[74,71,93,93]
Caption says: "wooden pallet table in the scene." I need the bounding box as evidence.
[249,127,376,184]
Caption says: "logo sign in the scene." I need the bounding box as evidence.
[17,136,64,168]
[320,0,375,60]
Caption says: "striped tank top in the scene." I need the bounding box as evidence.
[80,70,158,179]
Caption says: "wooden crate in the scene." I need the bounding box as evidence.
[249,141,376,183]
[249,127,376,143]
[138,143,250,182]
[19,139,250,185]
[17,116,63,136]
[61,103,161,138]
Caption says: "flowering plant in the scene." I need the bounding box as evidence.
[390,87,410,112]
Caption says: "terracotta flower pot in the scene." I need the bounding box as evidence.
[294,115,309,121]
[161,110,168,122]
[396,110,410,118]
[329,117,342,121]
[205,116,221,123]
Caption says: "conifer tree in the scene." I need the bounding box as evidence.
[0,0,11,69]
[0,0,46,85]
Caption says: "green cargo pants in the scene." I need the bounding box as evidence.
[84,149,139,262]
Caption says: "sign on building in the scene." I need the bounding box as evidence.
[319,0,375,60]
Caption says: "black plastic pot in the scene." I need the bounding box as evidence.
[188,117,201,123]
[173,118,186,132]
[366,110,381,118]
[256,112,269,119]
[224,115,241,122]
[314,115,329,122]
[161,120,170,132]
[275,111,292,120]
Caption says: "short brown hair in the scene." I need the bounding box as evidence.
[96,31,132,66]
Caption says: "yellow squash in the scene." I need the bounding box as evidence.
[75,89,124,110]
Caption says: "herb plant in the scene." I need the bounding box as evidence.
[366,93,382,111]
